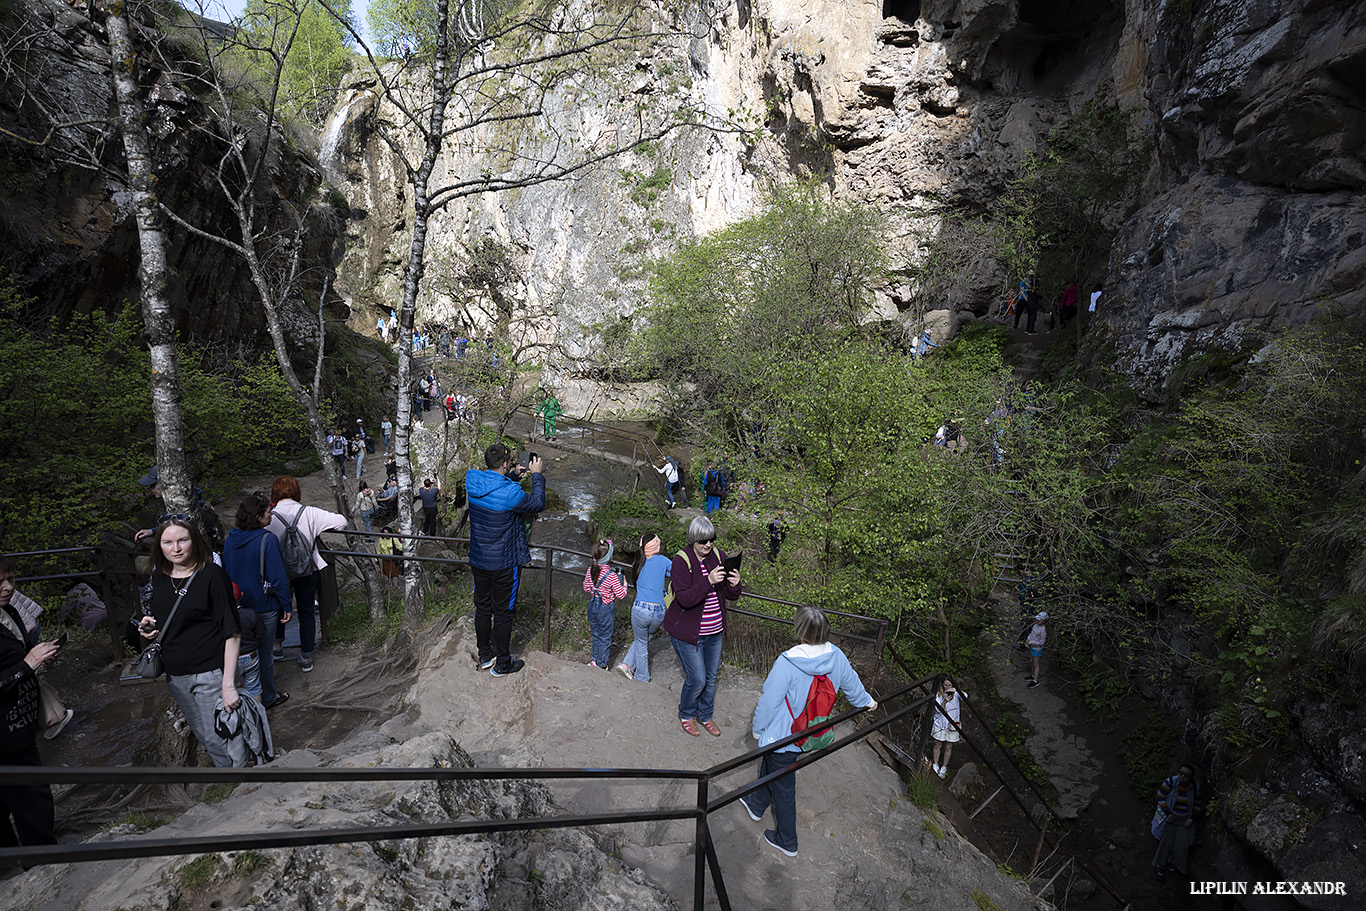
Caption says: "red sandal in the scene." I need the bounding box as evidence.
[681,718,700,737]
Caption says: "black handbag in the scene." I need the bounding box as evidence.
[134,573,194,679]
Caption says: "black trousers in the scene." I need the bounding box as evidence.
[0,741,55,850]
[422,506,439,536]
[472,566,521,665]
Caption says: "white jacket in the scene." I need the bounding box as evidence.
[267,499,349,571]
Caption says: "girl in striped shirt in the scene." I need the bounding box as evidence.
[584,539,628,669]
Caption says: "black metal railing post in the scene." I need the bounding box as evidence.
[912,672,944,774]
[870,619,886,690]
[318,564,339,640]
[694,776,709,911]
[543,545,554,654]
[93,547,123,664]
[703,817,732,911]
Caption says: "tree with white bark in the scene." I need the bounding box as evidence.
[313,0,743,622]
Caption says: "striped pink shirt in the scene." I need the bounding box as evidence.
[584,566,627,605]
[698,590,723,636]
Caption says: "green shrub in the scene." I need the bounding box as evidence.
[906,772,940,810]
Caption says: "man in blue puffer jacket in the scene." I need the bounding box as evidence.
[466,443,545,676]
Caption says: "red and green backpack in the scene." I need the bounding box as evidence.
[786,673,838,751]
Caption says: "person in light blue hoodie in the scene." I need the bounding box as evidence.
[742,605,876,858]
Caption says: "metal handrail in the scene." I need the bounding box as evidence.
[0,674,940,911]
[3,544,137,664]
[316,531,888,682]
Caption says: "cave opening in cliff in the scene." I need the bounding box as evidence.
[980,0,1121,91]
[882,0,920,23]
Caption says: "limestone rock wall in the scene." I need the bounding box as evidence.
[1110,0,1366,388]
[328,0,1365,399]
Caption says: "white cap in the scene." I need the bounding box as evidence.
[1035,611,1048,621]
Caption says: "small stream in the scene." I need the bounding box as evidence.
[518,421,662,599]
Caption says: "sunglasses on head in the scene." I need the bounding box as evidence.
[158,513,193,525]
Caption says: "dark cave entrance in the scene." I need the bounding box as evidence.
[882,0,921,22]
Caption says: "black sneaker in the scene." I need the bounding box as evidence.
[478,657,495,670]
[762,829,797,857]
[1027,678,1040,688]
[490,659,525,677]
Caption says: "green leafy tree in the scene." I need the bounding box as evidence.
[366,0,515,58]
[243,0,356,125]
[643,182,888,446]
[0,283,310,559]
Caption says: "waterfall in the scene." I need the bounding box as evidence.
[319,90,372,181]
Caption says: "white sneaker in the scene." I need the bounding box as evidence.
[937,766,947,779]
[931,764,941,777]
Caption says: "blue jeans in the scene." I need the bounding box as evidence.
[665,481,677,507]
[705,495,720,514]
[360,509,374,533]
[671,632,723,723]
[259,607,280,706]
[236,651,262,701]
[588,597,615,668]
[744,750,801,853]
[624,601,664,681]
[354,451,365,478]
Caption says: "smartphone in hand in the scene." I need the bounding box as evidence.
[55,632,69,648]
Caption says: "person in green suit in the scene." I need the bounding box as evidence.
[536,390,562,441]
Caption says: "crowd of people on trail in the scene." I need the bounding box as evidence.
[375,312,504,367]
[994,275,1104,336]
[2,385,1215,882]
[462,441,879,857]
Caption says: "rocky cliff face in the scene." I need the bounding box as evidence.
[1111,0,1366,388]
[328,0,1363,395]
[0,0,339,358]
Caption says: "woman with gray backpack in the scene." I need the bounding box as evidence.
[266,476,348,674]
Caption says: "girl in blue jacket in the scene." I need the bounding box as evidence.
[743,606,876,857]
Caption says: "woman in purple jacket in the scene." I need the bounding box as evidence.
[665,516,742,737]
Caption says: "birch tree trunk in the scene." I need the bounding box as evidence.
[392,0,457,624]
[105,1,193,516]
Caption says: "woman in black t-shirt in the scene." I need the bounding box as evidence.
[137,518,246,767]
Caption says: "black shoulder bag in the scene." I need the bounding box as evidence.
[134,572,196,679]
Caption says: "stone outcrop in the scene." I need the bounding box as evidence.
[1109,0,1366,389]
[0,0,339,359]
[9,619,1051,911]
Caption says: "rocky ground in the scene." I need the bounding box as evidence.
[13,612,1054,911]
